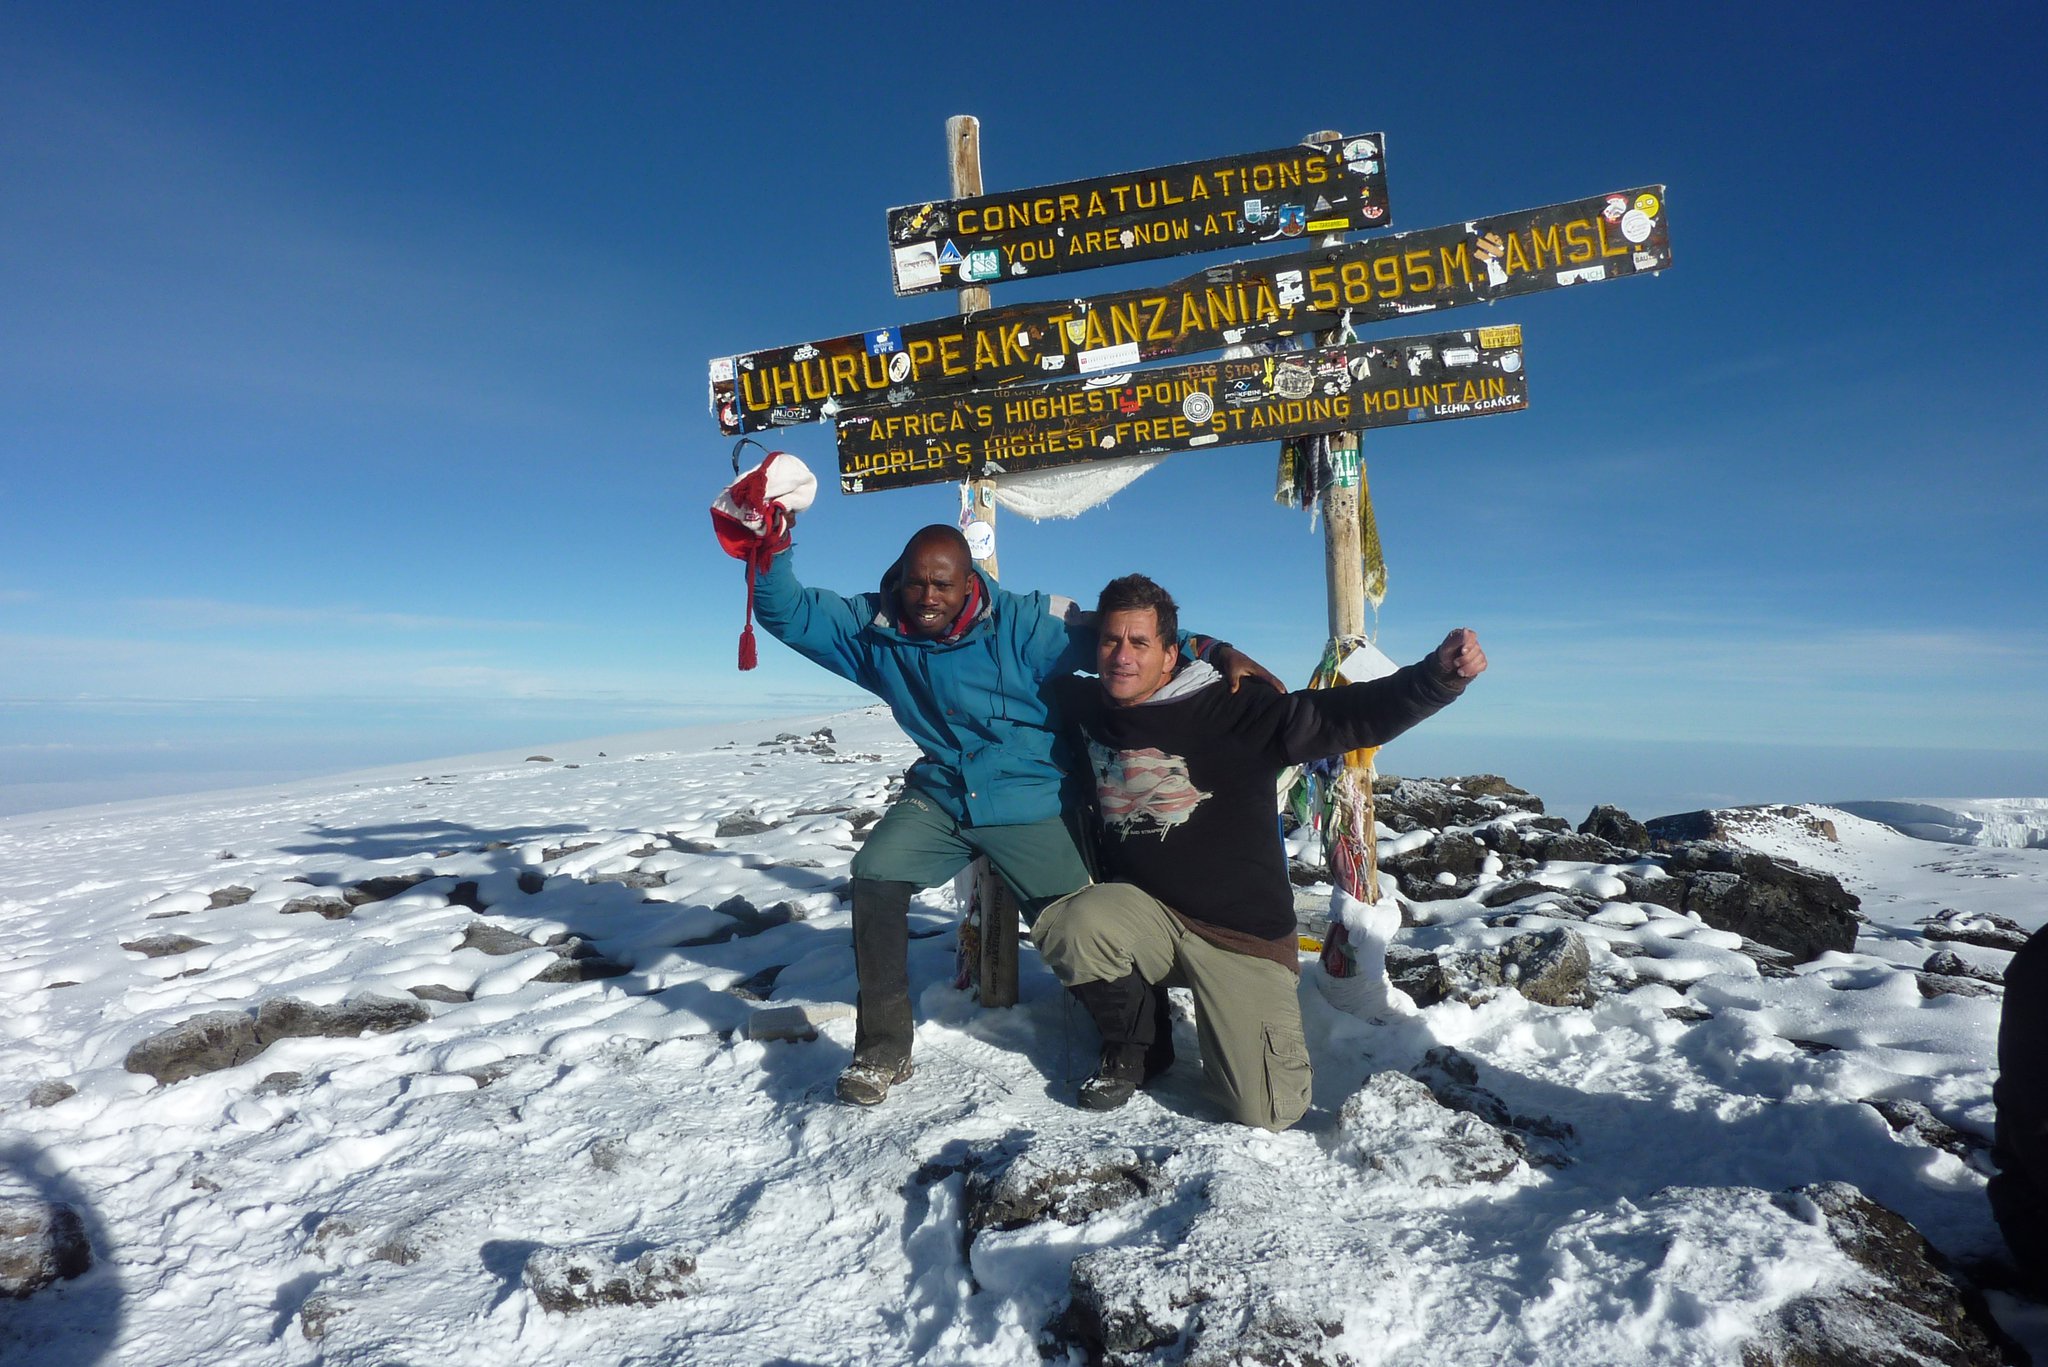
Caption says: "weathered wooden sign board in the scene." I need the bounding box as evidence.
[711,187,1665,436]
[884,134,1390,295]
[835,325,1526,493]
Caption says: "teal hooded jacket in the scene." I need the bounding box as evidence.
[753,546,1099,828]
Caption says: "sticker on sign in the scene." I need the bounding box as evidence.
[893,243,941,292]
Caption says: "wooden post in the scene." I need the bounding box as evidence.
[949,114,1021,1008]
[1303,130,1366,641]
[1305,130,1379,913]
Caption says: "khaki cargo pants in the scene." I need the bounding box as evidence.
[1032,881,1312,1131]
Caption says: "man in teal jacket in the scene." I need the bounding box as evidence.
[753,523,1274,1105]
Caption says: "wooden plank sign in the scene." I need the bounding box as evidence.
[884,134,1389,295]
[712,187,1665,436]
[835,326,1527,494]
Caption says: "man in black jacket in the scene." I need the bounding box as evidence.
[1033,573,1485,1130]
[1993,925,2048,1290]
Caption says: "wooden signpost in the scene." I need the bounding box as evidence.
[708,119,1670,1009]
[712,187,1667,436]
[886,135,1389,294]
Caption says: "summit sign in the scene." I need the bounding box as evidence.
[886,134,1389,294]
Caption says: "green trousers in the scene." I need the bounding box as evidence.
[849,789,1090,915]
[1032,881,1312,1131]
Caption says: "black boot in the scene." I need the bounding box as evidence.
[1144,982,1175,1082]
[839,878,916,1105]
[1068,972,1156,1112]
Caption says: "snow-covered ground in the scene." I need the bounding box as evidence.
[1835,798,2048,850]
[1,708,2041,1365]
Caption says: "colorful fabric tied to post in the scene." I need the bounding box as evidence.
[1282,636,1406,1016]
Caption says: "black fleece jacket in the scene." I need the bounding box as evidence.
[1055,657,1464,945]
[1994,925,2048,1278]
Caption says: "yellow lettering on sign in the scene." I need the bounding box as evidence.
[1564,218,1596,263]
[1502,233,1531,275]
[1531,223,1564,270]
[830,352,860,394]
[1439,241,1473,288]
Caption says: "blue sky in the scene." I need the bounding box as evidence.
[3,1,2044,820]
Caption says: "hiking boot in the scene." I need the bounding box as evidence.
[1078,1044,1147,1111]
[1143,983,1175,1082]
[836,1054,913,1106]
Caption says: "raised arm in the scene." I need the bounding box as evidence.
[1257,628,1485,765]
[751,546,877,684]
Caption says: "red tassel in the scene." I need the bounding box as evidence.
[738,544,764,670]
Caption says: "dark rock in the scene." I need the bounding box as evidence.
[206,886,254,909]
[1922,949,2004,984]
[1658,842,1861,963]
[343,874,433,907]
[0,1200,92,1298]
[299,1295,347,1340]
[253,1072,302,1096]
[144,907,191,920]
[1499,927,1594,1007]
[1579,804,1651,852]
[1734,939,1800,980]
[703,894,798,939]
[460,922,543,956]
[542,841,600,861]
[1747,1181,2009,1366]
[1867,1099,1993,1165]
[448,880,489,913]
[1647,804,1840,848]
[1372,774,1543,834]
[517,870,547,895]
[1917,973,2002,1001]
[672,839,719,855]
[589,869,667,890]
[715,809,781,837]
[1918,908,2032,953]
[525,755,553,763]
[524,1246,697,1313]
[408,984,471,1004]
[124,1010,261,1083]
[964,1140,1166,1241]
[1333,1071,1524,1186]
[371,1240,421,1266]
[1288,860,1330,887]
[280,895,352,920]
[27,1081,75,1108]
[1520,829,1633,864]
[253,995,431,1044]
[725,965,786,1001]
[120,933,208,958]
[1479,879,1600,917]
[1409,1046,1575,1168]
[1617,869,1686,910]
[1386,928,1593,1009]
[532,955,631,983]
[1381,830,1491,901]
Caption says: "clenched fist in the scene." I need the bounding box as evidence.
[1434,628,1487,682]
